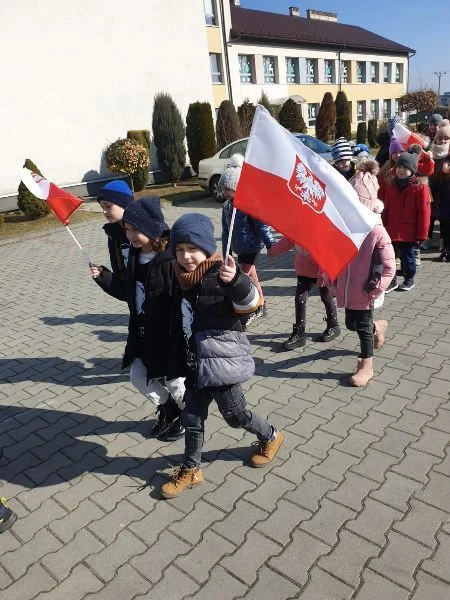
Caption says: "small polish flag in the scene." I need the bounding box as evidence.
[21,168,83,225]
[392,122,427,150]
[233,107,379,280]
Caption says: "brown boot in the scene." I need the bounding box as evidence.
[250,431,284,468]
[374,320,388,350]
[350,358,373,387]
[160,467,204,499]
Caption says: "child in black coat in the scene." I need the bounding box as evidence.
[95,180,133,280]
[159,213,284,499]
[90,197,185,440]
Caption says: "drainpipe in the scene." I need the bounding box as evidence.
[219,0,233,104]
[407,50,416,93]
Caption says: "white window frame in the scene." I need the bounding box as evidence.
[324,59,334,84]
[285,57,299,84]
[341,61,349,84]
[383,99,391,119]
[239,54,254,84]
[356,61,366,83]
[308,103,319,126]
[357,100,366,122]
[370,62,379,83]
[370,99,379,120]
[306,59,317,84]
[209,53,222,83]
[263,56,276,84]
[203,0,217,25]
[395,63,403,83]
[383,63,391,83]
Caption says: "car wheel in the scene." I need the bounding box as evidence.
[209,175,224,203]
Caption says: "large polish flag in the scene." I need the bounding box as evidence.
[21,168,83,225]
[234,106,379,280]
[392,122,426,149]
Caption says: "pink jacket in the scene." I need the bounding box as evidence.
[335,224,395,310]
[269,237,320,278]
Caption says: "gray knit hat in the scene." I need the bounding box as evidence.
[429,114,443,125]
[219,154,244,191]
[396,150,419,175]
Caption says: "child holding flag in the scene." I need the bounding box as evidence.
[220,154,274,325]
[90,197,185,440]
[159,213,283,499]
[95,180,134,281]
[334,159,396,386]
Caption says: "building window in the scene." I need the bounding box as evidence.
[383,63,391,83]
[357,100,366,121]
[308,103,319,126]
[340,60,350,84]
[285,57,299,83]
[306,59,317,83]
[324,59,335,84]
[209,53,223,83]
[395,98,400,115]
[370,100,379,119]
[203,0,217,25]
[395,63,403,83]
[356,62,366,83]
[370,62,379,83]
[239,54,254,83]
[383,99,391,118]
[263,56,276,83]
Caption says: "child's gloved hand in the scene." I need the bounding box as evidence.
[90,264,103,280]
[219,255,237,283]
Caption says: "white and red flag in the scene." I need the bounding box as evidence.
[21,168,83,225]
[392,122,426,149]
[233,106,379,280]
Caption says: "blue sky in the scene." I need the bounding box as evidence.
[240,0,448,95]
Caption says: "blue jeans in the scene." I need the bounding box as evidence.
[393,242,416,281]
[181,384,273,468]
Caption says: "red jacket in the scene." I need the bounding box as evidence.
[382,178,431,242]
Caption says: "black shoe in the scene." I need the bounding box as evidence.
[282,325,306,350]
[319,322,341,342]
[159,416,185,441]
[398,279,415,291]
[385,279,398,294]
[150,404,171,437]
[0,498,17,534]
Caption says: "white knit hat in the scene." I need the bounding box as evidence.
[219,154,244,191]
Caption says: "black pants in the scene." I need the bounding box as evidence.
[295,276,337,329]
[345,308,374,358]
[440,218,450,252]
[181,384,273,468]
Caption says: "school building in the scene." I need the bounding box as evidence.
[0,0,413,204]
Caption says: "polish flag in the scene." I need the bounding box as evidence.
[233,107,379,280]
[392,122,427,149]
[21,168,83,225]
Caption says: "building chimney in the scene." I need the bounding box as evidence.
[307,9,337,22]
[289,6,300,17]
[230,0,240,6]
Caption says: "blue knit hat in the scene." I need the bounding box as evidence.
[170,213,216,257]
[123,197,168,240]
[98,180,133,209]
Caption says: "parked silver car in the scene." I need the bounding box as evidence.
[198,134,333,202]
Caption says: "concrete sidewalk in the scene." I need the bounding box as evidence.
[1,199,449,599]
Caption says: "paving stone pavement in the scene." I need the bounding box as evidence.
[1,197,449,599]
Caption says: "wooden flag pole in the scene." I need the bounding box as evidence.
[65,225,92,266]
[224,206,236,260]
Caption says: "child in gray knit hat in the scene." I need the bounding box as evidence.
[219,154,275,326]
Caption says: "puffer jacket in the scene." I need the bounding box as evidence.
[382,177,431,242]
[222,200,274,256]
[173,263,259,390]
[335,224,395,310]
[269,236,320,278]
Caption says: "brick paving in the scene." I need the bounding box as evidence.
[0,197,449,599]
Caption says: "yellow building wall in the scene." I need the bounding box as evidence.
[205,26,222,53]
[212,84,227,108]
[287,83,405,104]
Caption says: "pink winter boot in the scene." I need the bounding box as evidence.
[350,358,373,386]
[374,320,388,350]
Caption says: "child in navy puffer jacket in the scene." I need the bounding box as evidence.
[220,154,274,325]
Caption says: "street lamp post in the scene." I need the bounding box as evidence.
[434,71,447,104]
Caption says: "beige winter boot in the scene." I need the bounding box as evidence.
[350,358,373,386]
[374,320,388,350]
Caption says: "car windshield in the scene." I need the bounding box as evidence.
[295,135,331,154]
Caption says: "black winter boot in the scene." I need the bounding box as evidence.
[282,324,306,350]
[160,415,185,441]
[158,396,185,441]
[319,318,341,342]
[150,395,178,438]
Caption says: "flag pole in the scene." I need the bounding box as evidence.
[224,206,236,260]
[65,225,92,266]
